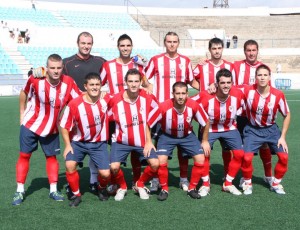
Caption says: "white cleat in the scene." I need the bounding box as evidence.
[222,183,242,196]
[179,179,189,192]
[198,186,210,197]
[270,184,286,195]
[114,188,127,201]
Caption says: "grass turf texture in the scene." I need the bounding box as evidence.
[0,90,299,229]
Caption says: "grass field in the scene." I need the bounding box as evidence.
[0,90,300,230]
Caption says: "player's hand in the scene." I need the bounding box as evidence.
[32,67,46,78]
[277,137,288,153]
[143,141,156,157]
[100,91,107,99]
[207,83,217,94]
[63,144,74,160]
[132,54,148,67]
[201,140,211,157]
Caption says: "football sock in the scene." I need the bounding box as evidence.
[259,148,272,177]
[130,151,142,183]
[225,175,234,186]
[16,152,31,184]
[98,174,110,188]
[227,149,244,178]
[189,162,204,190]
[50,183,57,193]
[177,148,188,178]
[274,152,288,180]
[158,163,168,191]
[137,165,157,188]
[89,158,98,184]
[202,157,210,187]
[66,171,81,196]
[17,183,25,193]
[202,175,210,187]
[45,155,59,184]
[241,153,254,179]
[222,150,232,176]
[114,169,127,190]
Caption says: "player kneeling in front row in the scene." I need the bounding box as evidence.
[60,73,111,207]
[149,82,210,201]
[109,68,159,201]
[240,64,290,195]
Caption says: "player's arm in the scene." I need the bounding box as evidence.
[188,79,200,91]
[201,120,211,157]
[19,89,28,125]
[141,77,153,94]
[60,127,74,159]
[278,112,290,153]
[143,125,156,157]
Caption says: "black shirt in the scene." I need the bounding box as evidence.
[63,54,106,91]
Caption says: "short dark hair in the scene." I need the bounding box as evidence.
[209,37,224,49]
[84,72,101,85]
[164,31,179,43]
[216,68,232,83]
[77,31,93,44]
[244,39,259,51]
[172,81,188,93]
[117,34,133,46]
[47,54,62,66]
[125,68,142,82]
[255,64,271,76]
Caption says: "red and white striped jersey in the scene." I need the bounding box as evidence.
[100,59,145,94]
[242,84,289,127]
[22,75,81,137]
[192,87,245,132]
[60,94,111,142]
[193,60,236,92]
[108,89,159,147]
[234,60,263,85]
[149,98,208,138]
[145,53,194,102]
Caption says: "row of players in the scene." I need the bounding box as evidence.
[12,32,290,207]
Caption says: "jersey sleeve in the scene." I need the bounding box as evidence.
[59,105,74,131]
[145,57,155,80]
[23,76,34,94]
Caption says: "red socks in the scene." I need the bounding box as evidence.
[189,162,204,190]
[66,170,81,196]
[259,148,272,177]
[45,155,59,184]
[113,169,127,189]
[227,149,244,178]
[177,149,188,178]
[241,153,254,179]
[222,150,232,176]
[158,163,168,191]
[130,152,142,183]
[136,165,157,188]
[16,152,31,183]
[274,152,288,180]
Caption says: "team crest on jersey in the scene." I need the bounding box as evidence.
[59,93,65,100]
[140,107,144,113]
[102,105,107,113]
[229,106,233,112]
[268,102,273,108]
[186,116,191,122]
[179,64,184,70]
[256,106,264,115]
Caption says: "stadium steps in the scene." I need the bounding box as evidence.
[50,11,72,27]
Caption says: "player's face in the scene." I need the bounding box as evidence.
[244,44,258,64]
[164,35,179,55]
[217,76,232,95]
[118,39,133,59]
[172,86,188,107]
[84,78,101,98]
[256,68,271,87]
[46,59,63,84]
[78,35,93,57]
[209,43,223,60]
[126,74,141,93]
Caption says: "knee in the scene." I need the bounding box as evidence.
[65,161,77,173]
[243,153,254,165]
[149,159,159,171]
[99,170,110,179]
[232,150,244,160]
[110,164,120,175]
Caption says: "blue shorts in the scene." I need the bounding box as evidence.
[66,141,110,170]
[243,124,285,154]
[110,142,157,166]
[207,129,243,150]
[156,132,203,159]
[19,125,60,156]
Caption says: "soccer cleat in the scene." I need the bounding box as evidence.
[157,190,169,201]
[149,178,160,193]
[187,189,201,199]
[49,191,65,201]
[263,176,274,186]
[239,177,245,188]
[222,183,242,195]
[179,179,189,192]
[136,183,150,200]
[12,192,24,206]
[241,182,253,195]
[69,196,82,207]
[98,188,109,201]
[65,184,75,200]
[270,184,286,195]
[107,184,119,196]
[198,186,210,197]
[132,181,138,193]
[89,182,99,192]
[114,188,127,201]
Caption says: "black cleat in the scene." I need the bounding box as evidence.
[157,189,169,201]
[98,188,109,201]
[89,182,99,193]
[65,184,75,200]
[69,196,82,207]
[187,189,201,199]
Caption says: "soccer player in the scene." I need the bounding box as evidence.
[100,34,148,192]
[149,82,210,201]
[60,73,111,207]
[193,37,235,93]
[240,64,290,195]
[192,68,245,196]
[234,40,273,187]
[12,54,81,206]
[108,68,159,201]
[145,31,199,192]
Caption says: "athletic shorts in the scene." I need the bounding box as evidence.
[19,125,60,156]
[156,132,203,158]
[110,142,157,166]
[207,129,243,150]
[66,141,110,170]
[243,124,285,154]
